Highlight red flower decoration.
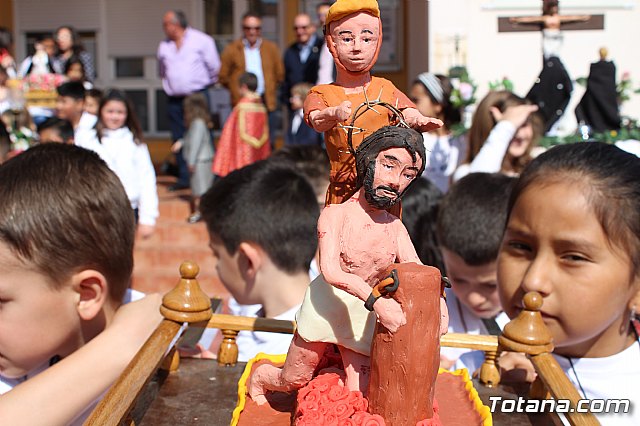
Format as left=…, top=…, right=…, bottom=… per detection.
left=331, top=400, right=355, bottom=420
left=296, top=410, right=324, bottom=425
left=328, top=384, right=350, bottom=402
left=303, top=389, right=323, bottom=404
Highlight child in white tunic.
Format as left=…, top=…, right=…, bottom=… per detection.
left=95, top=89, right=158, bottom=238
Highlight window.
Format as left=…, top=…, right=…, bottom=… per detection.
left=124, top=90, right=148, bottom=132
left=115, top=57, right=144, bottom=78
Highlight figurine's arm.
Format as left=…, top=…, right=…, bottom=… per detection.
left=509, top=16, right=545, bottom=25
left=317, top=205, right=373, bottom=302
left=307, top=101, right=352, bottom=132
left=402, top=108, right=443, bottom=134
left=558, top=14, right=591, bottom=24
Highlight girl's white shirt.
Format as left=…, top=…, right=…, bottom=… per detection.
left=99, top=127, right=159, bottom=226
left=555, top=340, right=640, bottom=426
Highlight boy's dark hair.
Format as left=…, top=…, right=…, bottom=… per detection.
left=201, top=160, right=320, bottom=274
left=37, top=117, right=74, bottom=142
left=510, top=142, right=640, bottom=277
left=437, top=173, right=516, bottom=266
left=86, top=88, right=103, bottom=100
left=57, top=81, right=86, bottom=100
left=239, top=72, right=258, bottom=92
left=0, top=144, right=135, bottom=303
left=269, top=145, right=329, bottom=203
left=402, top=178, right=444, bottom=271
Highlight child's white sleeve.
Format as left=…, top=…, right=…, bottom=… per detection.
left=135, top=143, right=159, bottom=226
left=466, top=120, right=517, bottom=174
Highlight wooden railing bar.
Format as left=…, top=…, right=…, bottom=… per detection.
left=84, top=320, right=183, bottom=426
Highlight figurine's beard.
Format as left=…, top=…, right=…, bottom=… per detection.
left=363, top=164, right=401, bottom=210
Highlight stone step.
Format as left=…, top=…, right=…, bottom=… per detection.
left=131, top=174, right=227, bottom=299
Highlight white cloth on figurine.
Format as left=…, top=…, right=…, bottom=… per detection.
left=296, top=274, right=376, bottom=356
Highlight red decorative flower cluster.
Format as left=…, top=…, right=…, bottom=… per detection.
left=294, top=372, right=385, bottom=426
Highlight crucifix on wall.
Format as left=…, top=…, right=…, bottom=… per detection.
left=499, top=1, right=603, bottom=59
left=499, top=1, right=605, bottom=133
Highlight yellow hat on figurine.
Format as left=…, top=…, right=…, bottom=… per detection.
left=325, top=0, right=380, bottom=27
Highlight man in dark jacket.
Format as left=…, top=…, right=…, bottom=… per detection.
left=281, top=13, right=324, bottom=111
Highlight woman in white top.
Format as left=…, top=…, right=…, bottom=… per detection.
left=95, top=89, right=158, bottom=238
left=409, top=72, right=466, bottom=193
left=453, top=90, right=542, bottom=181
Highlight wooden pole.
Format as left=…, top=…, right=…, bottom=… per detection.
left=368, top=263, right=442, bottom=425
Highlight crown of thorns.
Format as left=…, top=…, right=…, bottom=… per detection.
left=339, top=89, right=410, bottom=156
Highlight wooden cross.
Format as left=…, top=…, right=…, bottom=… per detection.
left=499, top=0, right=604, bottom=33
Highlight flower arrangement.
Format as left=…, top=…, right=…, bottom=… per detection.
left=448, top=66, right=477, bottom=110
left=9, top=126, right=35, bottom=153
left=488, top=76, right=515, bottom=92
left=616, top=71, right=640, bottom=105
left=539, top=117, right=640, bottom=148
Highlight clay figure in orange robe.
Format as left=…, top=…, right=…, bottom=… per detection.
left=303, top=0, right=443, bottom=206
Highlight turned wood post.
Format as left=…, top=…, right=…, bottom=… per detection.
left=368, top=263, right=442, bottom=425
left=499, top=292, right=554, bottom=356
left=159, top=261, right=212, bottom=371
left=218, top=329, right=240, bottom=366
left=479, top=349, right=501, bottom=387
left=499, top=292, right=600, bottom=426
left=161, top=261, right=212, bottom=323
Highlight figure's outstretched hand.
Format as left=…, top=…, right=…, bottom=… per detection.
left=308, top=101, right=353, bottom=132
left=373, top=297, right=406, bottom=333
left=402, top=107, right=443, bottom=133
left=333, top=100, right=353, bottom=122
left=490, top=104, right=538, bottom=130
left=439, top=297, right=449, bottom=336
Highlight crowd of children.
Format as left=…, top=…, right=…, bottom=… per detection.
left=0, top=5, right=638, bottom=424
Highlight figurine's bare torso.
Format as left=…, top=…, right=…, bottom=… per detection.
left=336, top=200, right=399, bottom=285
